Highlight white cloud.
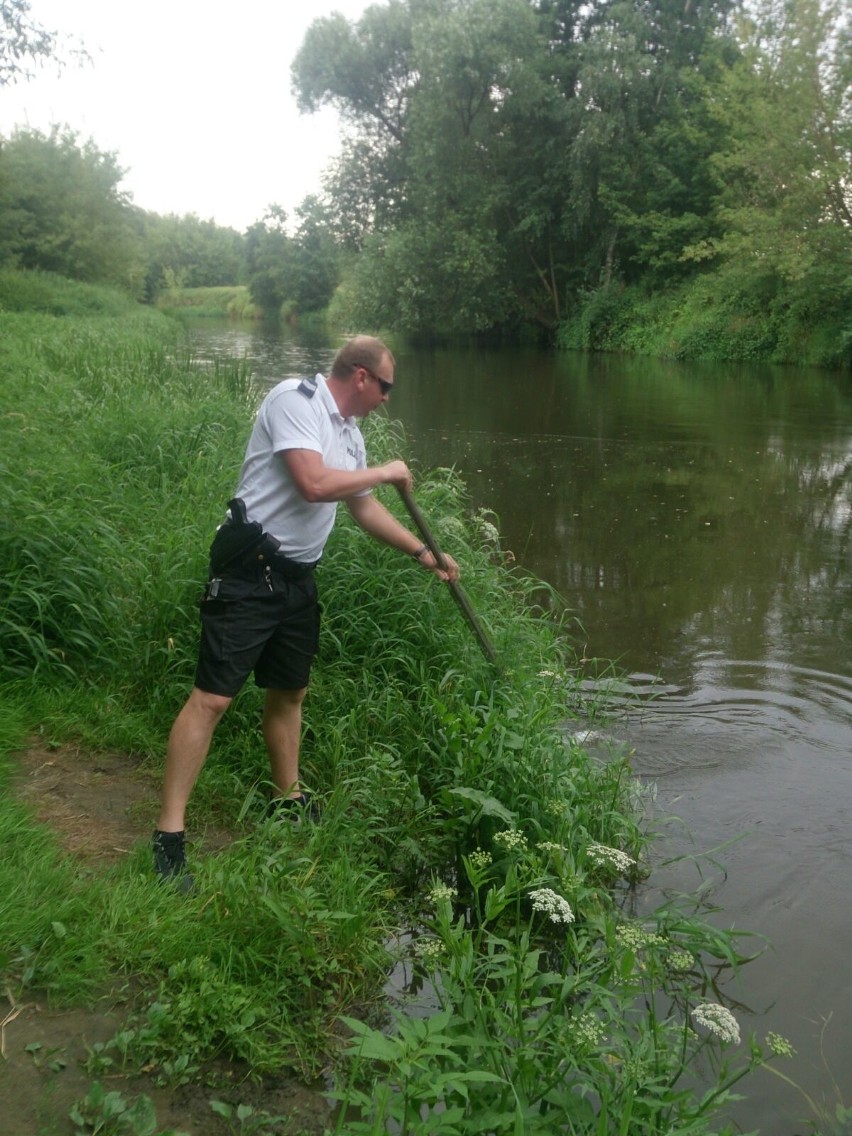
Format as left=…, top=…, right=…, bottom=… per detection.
left=0, top=0, right=370, bottom=231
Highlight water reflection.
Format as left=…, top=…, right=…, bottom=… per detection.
left=186, top=320, right=852, bottom=1134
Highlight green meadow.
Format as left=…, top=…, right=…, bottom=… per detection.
left=1, top=271, right=801, bottom=1134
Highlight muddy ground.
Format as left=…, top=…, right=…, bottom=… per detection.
left=1, top=745, right=334, bottom=1136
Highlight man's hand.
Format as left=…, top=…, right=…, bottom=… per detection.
left=418, top=548, right=460, bottom=583
left=378, top=460, right=413, bottom=493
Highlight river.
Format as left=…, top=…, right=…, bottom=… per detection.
left=185, top=319, right=852, bottom=1136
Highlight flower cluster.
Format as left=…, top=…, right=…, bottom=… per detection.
left=545, top=799, right=571, bottom=818
left=428, top=883, right=457, bottom=904
left=615, top=923, right=666, bottom=952
left=529, top=887, right=575, bottom=925
left=476, top=516, right=501, bottom=546
left=494, top=829, right=528, bottom=853
left=765, top=1031, right=796, bottom=1058
left=587, top=843, right=636, bottom=875
left=538, top=841, right=568, bottom=854
left=691, top=1003, right=741, bottom=1045
left=414, top=938, right=445, bottom=962
left=467, top=848, right=493, bottom=871
left=573, top=1013, right=605, bottom=1048
left=438, top=517, right=467, bottom=541
left=667, top=948, right=694, bottom=973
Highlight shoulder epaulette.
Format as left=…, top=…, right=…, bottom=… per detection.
left=297, top=376, right=318, bottom=399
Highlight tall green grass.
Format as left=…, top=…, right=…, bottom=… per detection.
left=557, top=275, right=852, bottom=370
left=0, top=270, right=795, bottom=1131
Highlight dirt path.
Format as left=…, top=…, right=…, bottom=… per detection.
left=1, top=745, right=332, bottom=1136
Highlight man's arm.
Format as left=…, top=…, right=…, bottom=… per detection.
left=346, top=493, right=460, bottom=582
left=282, top=449, right=412, bottom=502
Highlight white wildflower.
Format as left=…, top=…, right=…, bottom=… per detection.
left=587, top=843, right=636, bottom=874
left=438, top=517, right=467, bottom=540
left=414, top=938, right=444, bottom=962
left=538, top=841, right=568, bottom=854
left=467, top=848, right=493, bottom=871
left=428, top=883, right=457, bottom=904
left=615, top=923, right=666, bottom=951
left=766, top=1032, right=795, bottom=1058
left=494, top=829, right=528, bottom=853
left=477, top=520, right=501, bottom=546
left=545, top=799, right=571, bottom=818
left=622, top=1056, right=651, bottom=1080
left=538, top=669, right=557, bottom=678
left=529, top=887, right=575, bottom=925
left=667, top=948, right=694, bottom=973
left=692, top=1003, right=741, bottom=1045
left=573, top=1013, right=605, bottom=1048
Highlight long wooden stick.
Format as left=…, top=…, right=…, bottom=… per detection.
left=398, top=486, right=499, bottom=666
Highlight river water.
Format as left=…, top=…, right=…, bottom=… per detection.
left=186, top=320, right=852, bottom=1135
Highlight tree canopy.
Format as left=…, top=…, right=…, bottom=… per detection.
left=291, top=0, right=850, bottom=352
left=0, top=0, right=847, bottom=362
left=0, top=126, right=139, bottom=286
left=0, top=0, right=84, bottom=86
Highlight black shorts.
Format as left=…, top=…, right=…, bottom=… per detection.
left=194, top=558, right=320, bottom=697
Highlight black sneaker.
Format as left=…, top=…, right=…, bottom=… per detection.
left=266, top=793, right=320, bottom=825
left=152, top=830, right=194, bottom=893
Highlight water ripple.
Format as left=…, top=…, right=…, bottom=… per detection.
left=581, top=656, right=852, bottom=776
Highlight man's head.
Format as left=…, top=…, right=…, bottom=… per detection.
left=329, top=335, right=395, bottom=417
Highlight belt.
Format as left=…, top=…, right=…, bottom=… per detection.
left=268, top=549, right=318, bottom=581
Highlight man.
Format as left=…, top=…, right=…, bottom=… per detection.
left=152, top=336, right=458, bottom=886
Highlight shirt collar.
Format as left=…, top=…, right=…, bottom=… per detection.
left=315, top=372, right=355, bottom=427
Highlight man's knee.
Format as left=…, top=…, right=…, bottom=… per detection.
left=265, top=686, right=307, bottom=711
left=188, top=686, right=233, bottom=722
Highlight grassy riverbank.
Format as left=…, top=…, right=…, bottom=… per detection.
left=155, top=285, right=260, bottom=320
left=1, top=270, right=801, bottom=1134
left=557, top=276, right=851, bottom=370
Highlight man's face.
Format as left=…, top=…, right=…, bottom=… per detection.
left=356, top=356, right=394, bottom=415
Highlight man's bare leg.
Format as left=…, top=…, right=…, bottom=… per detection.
left=262, top=686, right=307, bottom=800
left=157, top=686, right=232, bottom=832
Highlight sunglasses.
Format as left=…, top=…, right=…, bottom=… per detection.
left=357, top=363, right=394, bottom=396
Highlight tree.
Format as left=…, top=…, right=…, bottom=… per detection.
left=0, top=0, right=83, bottom=86
left=293, top=0, right=846, bottom=345
left=682, top=0, right=852, bottom=321
left=560, top=0, right=740, bottom=288
left=292, top=0, right=417, bottom=236
left=244, top=207, right=296, bottom=315
left=288, top=195, right=341, bottom=313
left=298, top=0, right=566, bottom=332
left=243, top=200, right=342, bottom=317
left=140, top=212, right=245, bottom=299
left=294, top=0, right=742, bottom=335
left=0, top=126, right=140, bottom=287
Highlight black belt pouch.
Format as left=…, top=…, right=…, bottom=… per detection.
left=208, top=497, right=280, bottom=574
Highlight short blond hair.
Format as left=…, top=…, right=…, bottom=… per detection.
left=330, top=336, right=394, bottom=379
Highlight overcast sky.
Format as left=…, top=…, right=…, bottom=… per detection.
left=0, top=0, right=370, bottom=231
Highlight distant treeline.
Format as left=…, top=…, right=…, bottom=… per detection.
left=1, top=0, right=849, bottom=367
